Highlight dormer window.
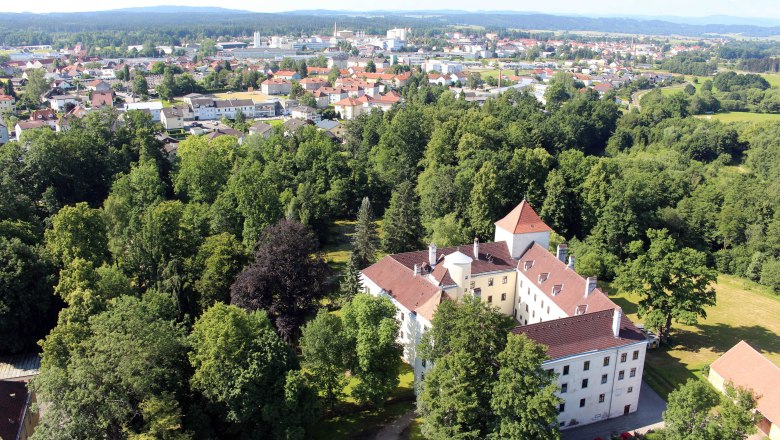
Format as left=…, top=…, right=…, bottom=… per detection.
left=524, top=260, right=534, bottom=271
left=552, top=284, right=563, bottom=296
left=538, top=273, right=549, bottom=283
left=575, top=305, right=587, bottom=316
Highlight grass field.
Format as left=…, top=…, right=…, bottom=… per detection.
left=760, top=73, right=780, bottom=88
left=213, top=90, right=272, bottom=102
left=610, top=274, right=780, bottom=398
left=695, top=112, right=780, bottom=123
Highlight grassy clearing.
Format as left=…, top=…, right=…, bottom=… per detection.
left=311, top=363, right=416, bottom=440
left=760, top=73, right=780, bottom=88
left=695, top=112, right=780, bottom=123
left=610, top=274, right=780, bottom=398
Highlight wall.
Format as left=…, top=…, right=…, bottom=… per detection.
left=468, top=269, right=517, bottom=318
left=514, top=270, right=569, bottom=324
left=494, top=228, right=550, bottom=259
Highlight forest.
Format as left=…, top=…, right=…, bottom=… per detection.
left=2, top=70, right=780, bottom=437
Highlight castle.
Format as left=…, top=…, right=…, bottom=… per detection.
left=360, top=200, right=648, bottom=430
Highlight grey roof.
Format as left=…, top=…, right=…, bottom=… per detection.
left=315, top=119, right=340, bottom=130
left=249, top=121, right=273, bottom=134
left=0, top=354, right=40, bottom=380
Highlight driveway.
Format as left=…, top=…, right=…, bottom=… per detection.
left=562, top=381, right=666, bottom=440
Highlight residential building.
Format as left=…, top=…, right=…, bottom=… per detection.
left=261, top=78, right=292, bottom=96
left=91, top=91, right=114, bottom=109
left=160, top=105, right=193, bottom=130
left=16, top=120, right=51, bottom=139
left=215, top=99, right=255, bottom=119
left=254, top=101, right=280, bottom=117
left=249, top=121, right=274, bottom=138
left=290, top=105, right=319, bottom=122
left=272, top=70, right=301, bottom=81
left=0, top=95, right=15, bottom=113
left=709, top=341, right=780, bottom=440
left=0, top=116, right=9, bottom=144
left=125, top=101, right=163, bottom=121
left=190, top=98, right=218, bottom=121
left=360, top=200, right=648, bottom=431
left=86, top=79, right=111, bottom=92
left=49, top=95, right=79, bottom=112
left=0, top=354, right=41, bottom=439
left=300, top=77, right=327, bottom=91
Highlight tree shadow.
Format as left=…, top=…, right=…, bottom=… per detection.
left=670, top=323, right=780, bottom=358
left=610, top=295, right=639, bottom=316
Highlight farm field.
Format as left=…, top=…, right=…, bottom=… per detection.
left=695, top=112, right=780, bottom=123
left=610, top=274, right=780, bottom=398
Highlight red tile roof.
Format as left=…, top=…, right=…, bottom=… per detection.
left=362, top=256, right=443, bottom=321
left=495, top=200, right=552, bottom=234
left=390, top=241, right=516, bottom=277
left=512, top=309, right=646, bottom=360
left=518, top=243, right=615, bottom=316
left=710, top=340, right=780, bottom=425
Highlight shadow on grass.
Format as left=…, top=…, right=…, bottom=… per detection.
left=670, top=323, right=780, bottom=357
left=643, top=346, right=700, bottom=399
left=611, top=295, right=639, bottom=316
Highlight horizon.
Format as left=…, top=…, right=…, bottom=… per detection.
left=3, top=1, right=780, bottom=21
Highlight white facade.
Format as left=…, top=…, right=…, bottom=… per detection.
left=548, top=342, right=647, bottom=430
left=495, top=227, right=550, bottom=260
left=125, top=101, right=163, bottom=121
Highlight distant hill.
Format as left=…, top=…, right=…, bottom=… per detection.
left=109, top=5, right=252, bottom=14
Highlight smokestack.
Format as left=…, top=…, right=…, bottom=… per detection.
left=556, top=244, right=568, bottom=263
left=584, top=276, right=597, bottom=297
left=567, top=255, right=575, bottom=270
left=429, top=242, right=437, bottom=265
left=414, top=264, right=419, bottom=276
left=473, top=237, right=480, bottom=259
left=612, top=307, right=622, bottom=338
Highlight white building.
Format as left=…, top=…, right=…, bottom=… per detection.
left=125, top=101, right=163, bottom=121
left=360, top=200, right=648, bottom=431
left=49, top=95, right=79, bottom=112
left=387, top=28, right=409, bottom=41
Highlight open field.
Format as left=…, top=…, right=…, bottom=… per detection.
left=212, top=90, right=272, bottom=102
left=695, top=112, right=780, bottom=123
left=610, top=274, right=780, bottom=398
left=760, top=73, right=780, bottom=88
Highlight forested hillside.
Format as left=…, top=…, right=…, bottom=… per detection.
left=2, top=73, right=779, bottom=437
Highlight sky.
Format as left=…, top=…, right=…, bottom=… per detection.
left=3, top=0, right=780, bottom=19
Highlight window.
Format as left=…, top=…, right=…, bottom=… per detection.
left=562, top=365, right=569, bottom=376
left=400, top=313, right=405, bottom=321
left=561, top=383, right=568, bottom=393
left=630, top=368, right=637, bottom=378
left=618, top=370, right=625, bottom=380
left=547, top=306, right=550, bottom=314
left=469, top=281, right=475, bottom=289
left=559, top=403, right=565, bottom=413
left=502, top=276, right=508, bottom=284
left=560, top=421, right=565, bottom=427
left=582, top=378, right=588, bottom=389
left=603, top=356, right=610, bottom=366
left=621, top=353, right=627, bottom=363
left=599, top=393, right=605, bottom=403
left=533, top=293, right=536, bottom=301
left=541, top=300, right=544, bottom=309
left=628, top=386, right=634, bottom=393
left=421, top=373, right=425, bottom=381
left=601, top=374, right=608, bottom=384
left=584, top=361, right=590, bottom=371
left=579, top=398, right=586, bottom=407
left=501, top=293, right=506, bottom=301
left=525, top=304, right=528, bottom=312
left=633, top=350, right=639, bottom=360
left=421, top=359, right=426, bottom=368
left=532, top=310, right=535, bottom=318
left=487, top=295, right=493, bottom=303
left=488, top=278, right=494, bottom=286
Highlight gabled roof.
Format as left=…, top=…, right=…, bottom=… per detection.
left=518, top=243, right=615, bottom=316
left=512, top=309, right=646, bottom=361
left=495, top=199, right=552, bottom=234
left=710, top=340, right=780, bottom=424
left=362, top=256, right=443, bottom=321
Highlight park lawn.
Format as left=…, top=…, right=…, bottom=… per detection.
left=695, top=112, right=780, bottom=123
left=310, top=363, right=415, bottom=440
left=610, top=274, right=780, bottom=398
left=160, top=99, right=184, bottom=108
left=760, top=73, right=780, bottom=88
left=268, top=119, right=284, bottom=127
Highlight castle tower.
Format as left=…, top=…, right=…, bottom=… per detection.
left=494, top=200, right=552, bottom=259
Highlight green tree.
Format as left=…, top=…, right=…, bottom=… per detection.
left=133, top=75, right=149, bottom=98
left=193, top=233, right=246, bottom=312
left=418, top=296, right=515, bottom=439
left=616, top=229, right=717, bottom=343
left=188, top=303, right=315, bottom=439
left=469, top=161, right=502, bottom=241
left=341, top=293, right=403, bottom=405
left=45, top=202, right=109, bottom=267
left=382, top=181, right=424, bottom=254
left=338, top=253, right=363, bottom=305
left=300, top=310, right=349, bottom=409
left=174, top=135, right=237, bottom=204
left=365, top=60, right=376, bottom=73
left=489, top=334, right=560, bottom=440
left=158, top=67, right=176, bottom=102
left=22, top=68, right=49, bottom=107
left=352, top=197, right=378, bottom=269
left=33, top=296, right=188, bottom=439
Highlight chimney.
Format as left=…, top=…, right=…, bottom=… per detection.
left=473, top=237, right=480, bottom=259
left=612, top=307, right=622, bottom=338
left=556, top=244, right=568, bottom=263
left=428, top=242, right=437, bottom=265
left=584, top=276, right=597, bottom=297
left=567, top=255, right=575, bottom=270
left=414, top=264, right=419, bottom=276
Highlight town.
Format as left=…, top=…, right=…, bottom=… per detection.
left=1, top=5, right=780, bottom=440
